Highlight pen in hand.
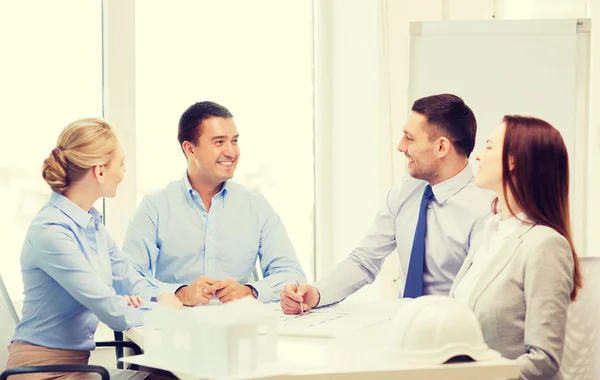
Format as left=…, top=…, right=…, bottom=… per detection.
left=296, top=281, right=304, bottom=315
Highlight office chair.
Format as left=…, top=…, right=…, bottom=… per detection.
left=561, top=256, right=600, bottom=380
left=108, top=331, right=141, bottom=370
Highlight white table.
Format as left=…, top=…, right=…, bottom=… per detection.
left=125, top=301, right=520, bottom=380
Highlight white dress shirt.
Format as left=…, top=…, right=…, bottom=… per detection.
left=313, top=164, right=495, bottom=307
left=453, top=212, right=531, bottom=303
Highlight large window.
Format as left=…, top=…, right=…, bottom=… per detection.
left=1, top=1, right=316, bottom=301
left=135, top=1, right=316, bottom=279
left=0, top=1, right=102, bottom=300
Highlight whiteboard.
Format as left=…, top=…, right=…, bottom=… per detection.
left=408, top=18, right=591, bottom=254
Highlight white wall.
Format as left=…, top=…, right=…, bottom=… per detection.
left=501, top=0, right=599, bottom=256
left=102, top=0, right=137, bottom=248
left=313, top=0, right=392, bottom=302
left=587, top=0, right=600, bottom=257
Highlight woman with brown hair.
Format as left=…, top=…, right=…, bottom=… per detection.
left=6, top=118, right=181, bottom=379
left=450, top=115, right=581, bottom=380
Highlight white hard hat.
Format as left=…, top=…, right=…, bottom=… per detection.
left=385, top=295, right=500, bottom=365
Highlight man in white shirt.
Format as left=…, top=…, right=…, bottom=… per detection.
left=280, top=93, right=494, bottom=313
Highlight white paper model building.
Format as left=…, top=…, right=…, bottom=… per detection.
left=143, top=297, right=278, bottom=377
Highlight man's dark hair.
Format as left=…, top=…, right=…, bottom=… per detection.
left=411, top=94, right=477, bottom=157
left=177, top=101, right=233, bottom=147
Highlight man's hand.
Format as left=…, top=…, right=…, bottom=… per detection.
left=213, top=279, right=254, bottom=303
left=122, top=295, right=144, bottom=308
left=157, top=292, right=183, bottom=309
left=280, top=283, right=320, bottom=315
left=175, top=276, right=218, bottom=306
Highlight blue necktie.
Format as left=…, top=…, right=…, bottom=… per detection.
left=403, top=184, right=434, bottom=298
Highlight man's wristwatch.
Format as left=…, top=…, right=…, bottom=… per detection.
left=248, top=285, right=258, bottom=299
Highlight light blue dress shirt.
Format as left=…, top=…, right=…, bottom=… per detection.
left=313, top=164, right=495, bottom=306
left=122, top=173, right=306, bottom=303
left=12, top=192, right=159, bottom=352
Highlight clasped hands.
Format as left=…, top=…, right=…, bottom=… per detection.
left=120, top=276, right=253, bottom=308
left=175, top=276, right=256, bottom=306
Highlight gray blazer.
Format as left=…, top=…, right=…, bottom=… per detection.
left=449, top=223, right=574, bottom=380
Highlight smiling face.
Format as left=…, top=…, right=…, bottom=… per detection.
left=397, top=111, right=440, bottom=182
left=475, top=122, right=505, bottom=193
left=186, top=116, right=239, bottom=186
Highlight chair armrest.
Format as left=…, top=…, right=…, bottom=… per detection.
left=1, top=365, right=109, bottom=380
left=96, top=340, right=143, bottom=356
left=100, top=331, right=140, bottom=370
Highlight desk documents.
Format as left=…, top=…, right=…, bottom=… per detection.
left=273, top=301, right=398, bottom=338
left=142, top=298, right=396, bottom=338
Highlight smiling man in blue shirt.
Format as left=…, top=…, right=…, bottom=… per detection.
left=123, top=101, right=306, bottom=305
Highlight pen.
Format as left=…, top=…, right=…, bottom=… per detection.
left=296, top=281, right=304, bottom=315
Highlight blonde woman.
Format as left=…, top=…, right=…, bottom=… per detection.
left=6, top=118, right=181, bottom=379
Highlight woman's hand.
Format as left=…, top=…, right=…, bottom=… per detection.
left=158, top=292, right=184, bottom=309
left=122, top=295, right=144, bottom=308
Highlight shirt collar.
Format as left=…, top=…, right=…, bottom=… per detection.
left=490, top=212, right=532, bottom=238
left=181, top=171, right=229, bottom=206
left=430, top=164, right=475, bottom=204
left=49, top=192, right=102, bottom=230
